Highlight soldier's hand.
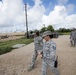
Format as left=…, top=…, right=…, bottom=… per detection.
left=40, top=54, right=43, bottom=58
left=38, top=52, right=41, bottom=55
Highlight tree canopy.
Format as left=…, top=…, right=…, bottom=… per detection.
left=47, top=25, right=54, bottom=32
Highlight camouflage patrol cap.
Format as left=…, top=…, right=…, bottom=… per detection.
left=42, top=31, right=52, bottom=38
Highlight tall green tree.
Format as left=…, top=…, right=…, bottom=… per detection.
left=47, top=25, right=54, bottom=32
left=40, top=27, right=47, bottom=33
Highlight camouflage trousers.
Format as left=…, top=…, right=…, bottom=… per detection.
left=70, top=38, right=76, bottom=46
left=74, top=38, right=76, bottom=46
left=42, top=58, right=59, bottom=75
left=31, top=50, right=38, bottom=67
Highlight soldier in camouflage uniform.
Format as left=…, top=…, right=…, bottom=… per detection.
left=70, top=29, right=76, bottom=46
left=28, top=32, right=43, bottom=71
left=41, top=31, right=59, bottom=75
left=73, top=29, right=76, bottom=46
left=70, top=30, right=74, bottom=46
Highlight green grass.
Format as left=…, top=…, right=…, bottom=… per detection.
left=0, top=37, right=33, bottom=55
left=59, top=32, right=70, bottom=35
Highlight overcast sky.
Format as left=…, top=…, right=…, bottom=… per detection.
left=0, top=0, right=76, bottom=33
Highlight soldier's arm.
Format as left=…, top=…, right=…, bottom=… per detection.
left=38, top=37, right=43, bottom=46
left=70, top=32, right=72, bottom=39
left=37, top=37, right=43, bottom=52
left=38, top=37, right=44, bottom=57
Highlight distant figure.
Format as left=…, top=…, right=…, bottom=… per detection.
left=74, top=29, right=76, bottom=46
left=41, top=31, right=59, bottom=75
left=27, top=31, right=43, bottom=71
left=70, top=29, right=76, bottom=46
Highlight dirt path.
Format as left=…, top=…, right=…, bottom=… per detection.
left=0, top=35, right=76, bottom=75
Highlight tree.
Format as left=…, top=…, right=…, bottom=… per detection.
left=57, top=28, right=71, bottom=32
left=29, top=30, right=33, bottom=34
left=40, top=27, right=47, bottom=33
left=33, top=29, right=39, bottom=33
left=47, top=25, right=54, bottom=32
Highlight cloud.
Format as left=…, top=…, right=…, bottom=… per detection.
left=66, top=4, right=75, bottom=14
left=57, top=0, right=68, bottom=5
left=0, top=0, right=25, bottom=33
left=27, top=0, right=45, bottom=30
left=42, top=5, right=76, bottom=29
left=0, top=0, right=76, bottom=33
left=0, top=0, right=45, bottom=33
left=42, top=6, right=67, bottom=28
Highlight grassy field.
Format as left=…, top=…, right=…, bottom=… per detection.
left=59, top=32, right=70, bottom=35
left=0, top=37, right=33, bottom=55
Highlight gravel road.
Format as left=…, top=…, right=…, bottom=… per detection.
left=0, top=35, right=76, bottom=75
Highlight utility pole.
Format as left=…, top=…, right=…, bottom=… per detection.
left=43, top=24, right=45, bottom=27
left=25, top=3, right=29, bottom=38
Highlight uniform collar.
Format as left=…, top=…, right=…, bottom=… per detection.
left=46, top=39, right=52, bottom=43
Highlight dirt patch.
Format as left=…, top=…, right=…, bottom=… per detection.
left=0, top=35, right=76, bottom=75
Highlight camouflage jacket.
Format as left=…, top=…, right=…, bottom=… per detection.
left=42, top=39, right=56, bottom=60
left=34, top=36, right=43, bottom=52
